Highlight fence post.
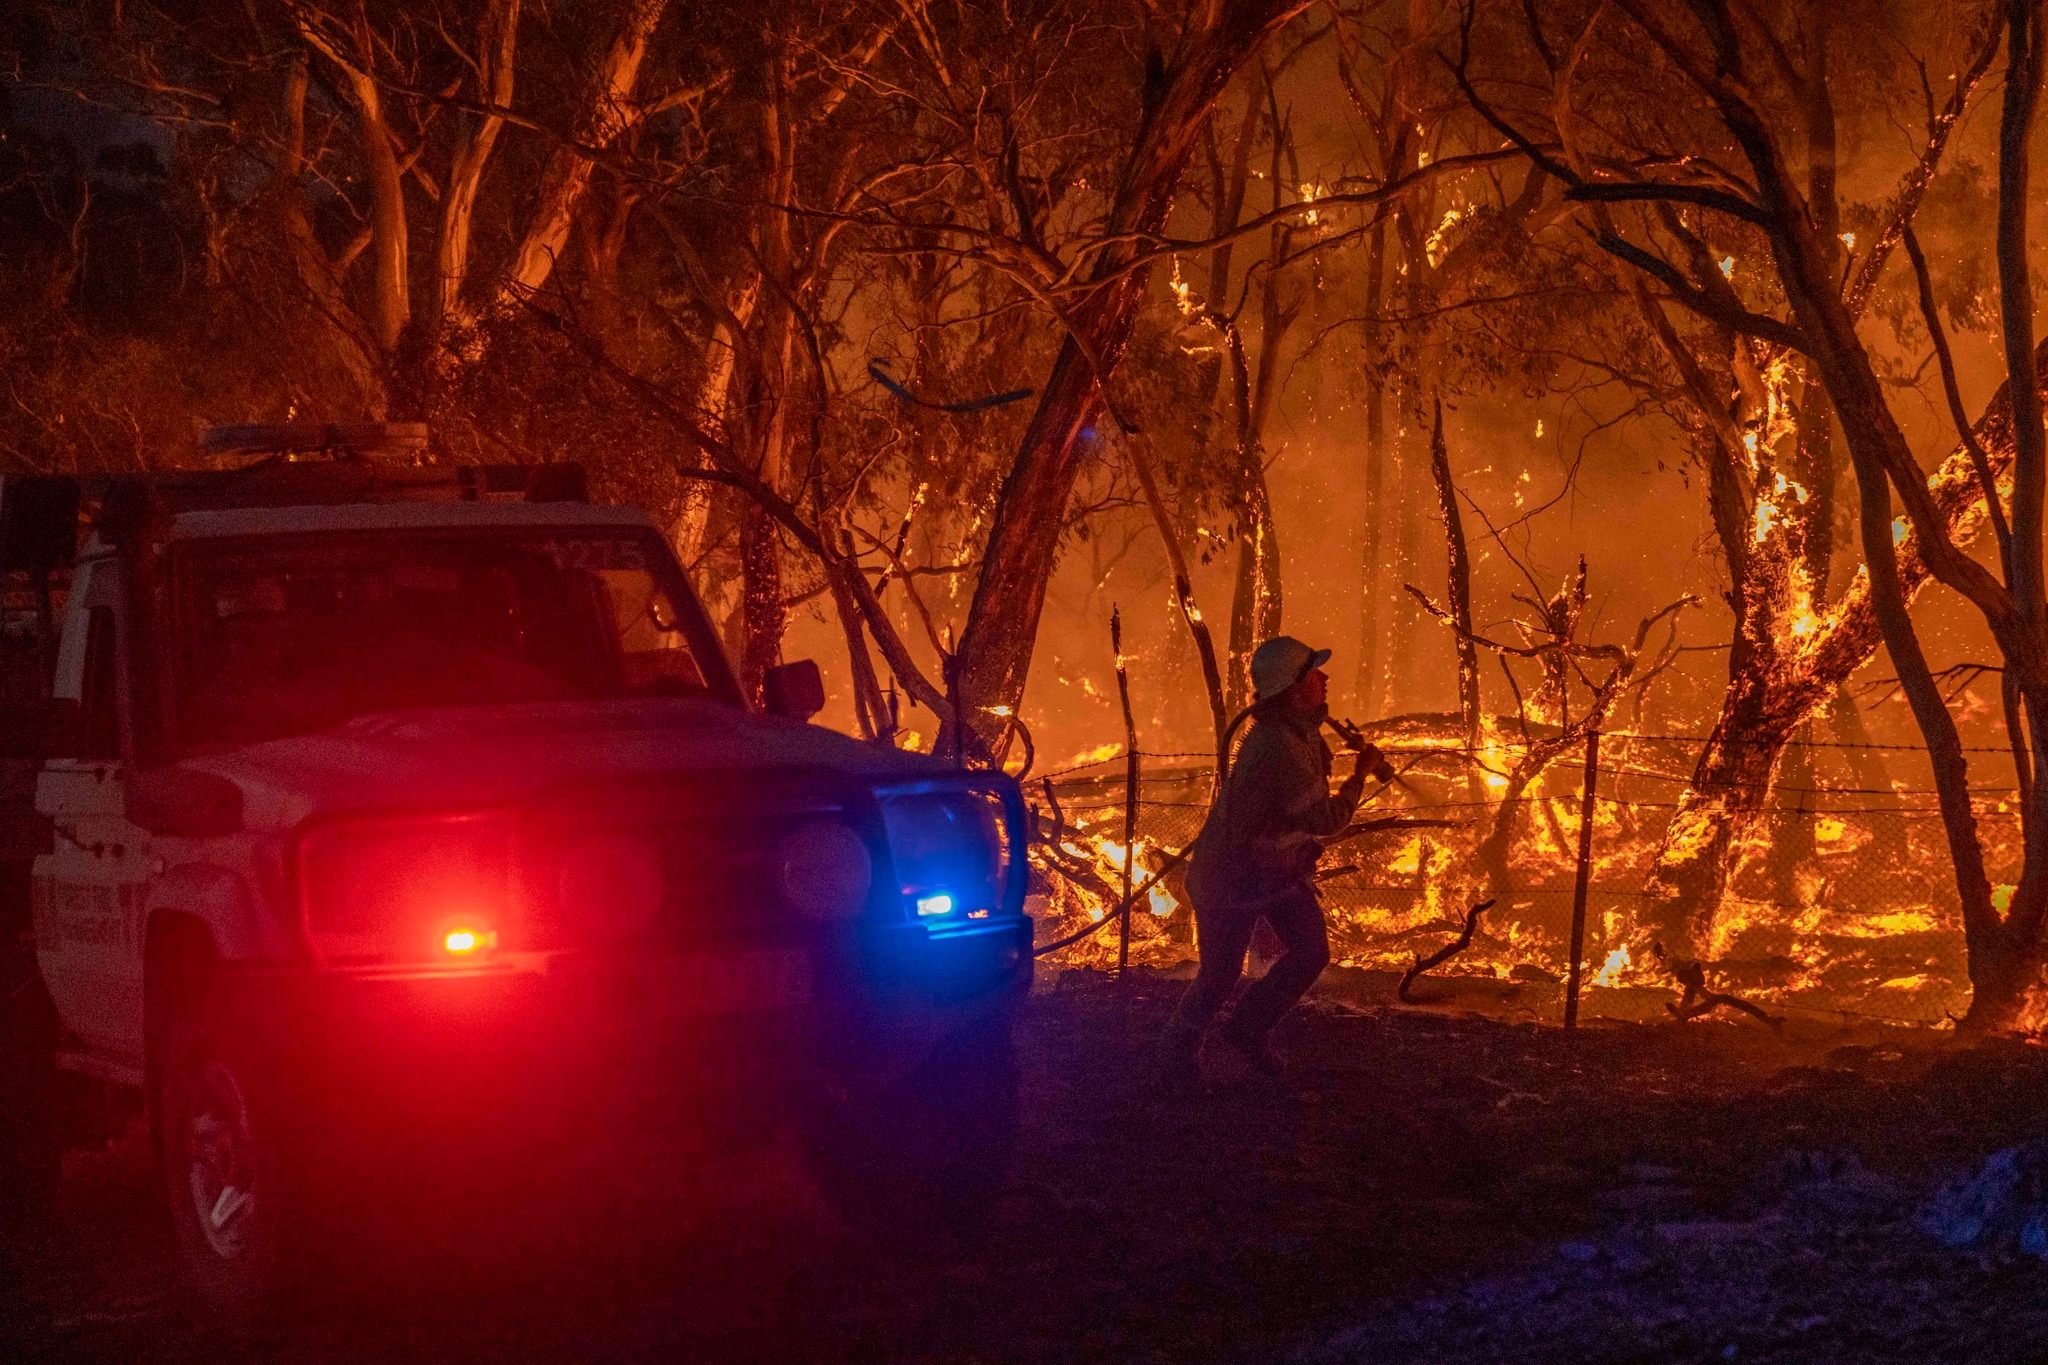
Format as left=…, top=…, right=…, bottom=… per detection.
left=1112, top=607, right=1139, bottom=979
left=1564, top=728, right=1602, bottom=1030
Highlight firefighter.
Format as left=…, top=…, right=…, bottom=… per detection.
left=1156, top=635, right=1393, bottom=1088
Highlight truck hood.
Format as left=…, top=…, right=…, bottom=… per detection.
left=181, top=698, right=951, bottom=829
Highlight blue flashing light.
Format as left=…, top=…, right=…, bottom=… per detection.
left=915, top=892, right=956, bottom=918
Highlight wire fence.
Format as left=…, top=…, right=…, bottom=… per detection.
left=1028, top=740, right=2009, bottom=1024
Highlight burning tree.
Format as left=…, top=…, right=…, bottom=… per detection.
left=17, top=0, right=2048, bottom=1022
left=1459, top=0, right=2048, bottom=1024
left=1408, top=553, right=1692, bottom=900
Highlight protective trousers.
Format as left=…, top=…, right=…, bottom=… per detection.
left=1162, top=885, right=1330, bottom=1052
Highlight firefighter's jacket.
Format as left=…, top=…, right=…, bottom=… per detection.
left=1185, top=706, right=1366, bottom=913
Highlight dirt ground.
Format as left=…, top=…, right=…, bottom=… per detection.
left=6, top=966, right=2048, bottom=1364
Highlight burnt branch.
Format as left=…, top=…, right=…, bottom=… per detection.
left=1032, top=847, right=1192, bottom=959
left=1662, top=956, right=1785, bottom=1031
left=1398, top=899, right=1497, bottom=1003
left=1565, top=180, right=1772, bottom=227
left=1905, top=223, right=2012, bottom=559
left=1590, top=231, right=1810, bottom=353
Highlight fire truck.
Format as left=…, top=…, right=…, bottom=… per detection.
left=0, top=426, right=1030, bottom=1317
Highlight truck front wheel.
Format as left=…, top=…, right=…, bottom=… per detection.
left=0, top=961, right=62, bottom=1219
left=157, top=998, right=298, bottom=1323
left=803, top=1014, right=1020, bottom=1241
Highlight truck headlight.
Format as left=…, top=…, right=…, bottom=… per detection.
left=776, top=819, right=873, bottom=919
left=296, top=810, right=516, bottom=965
left=879, top=789, right=1011, bottom=921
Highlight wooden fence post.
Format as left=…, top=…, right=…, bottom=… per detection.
left=1112, top=607, right=1139, bottom=978
left=1564, top=729, right=1602, bottom=1030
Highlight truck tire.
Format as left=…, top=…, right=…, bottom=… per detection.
left=156, top=992, right=300, bottom=1324
left=0, top=961, right=62, bottom=1220
left=804, top=1013, right=1019, bottom=1241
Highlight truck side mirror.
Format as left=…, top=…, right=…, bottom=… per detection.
left=0, top=697, right=83, bottom=760
left=762, top=660, right=826, bottom=721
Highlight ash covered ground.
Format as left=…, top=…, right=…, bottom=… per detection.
left=6, top=968, right=2048, bottom=1364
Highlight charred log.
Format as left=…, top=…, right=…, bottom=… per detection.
left=1397, top=899, right=1496, bottom=1004
left=1662, top=955, right=1785, bottom=1032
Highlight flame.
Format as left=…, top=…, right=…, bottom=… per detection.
left=1298, top=181, right=1325, bottom=225
left=1427, top=207, right=1466, bottom=267
left=1169, top=258, right=1199, bottom=316
left=1785, top=563, right=1823, bottom=641
left=1030, top=691, right=1983, bottom=1015
left=1761, top=357, right=1800, bottom=447
left=1835, top=909, right=1939, bottom=937
left=1083, top=835, right=1179, bottom=917
left=1037, top=813, right=1187, bottom=962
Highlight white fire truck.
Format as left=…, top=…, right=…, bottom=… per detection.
left=0, top=426, right=1030, bottom=1317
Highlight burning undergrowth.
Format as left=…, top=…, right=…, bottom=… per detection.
left=1025, top=719, right=2013, bottom=1025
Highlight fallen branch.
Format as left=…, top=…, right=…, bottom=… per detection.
left=1325, top=815, right=1465, bottom=846
left=1397, top=899, right=1496, bottom=1003
left=1032, top=778, right=1129, bottom=906
left=1661, top=954, right=1785, bottom=1031
left=1032, top=847, right=1190, bottom=958
left=1040, top=850, right=1122, bottom=910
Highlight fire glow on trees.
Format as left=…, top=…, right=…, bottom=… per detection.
left=7, top=0, right=2048, bottom=1024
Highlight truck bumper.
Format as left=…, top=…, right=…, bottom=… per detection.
left=210, top=915, right=1032, bottom=1143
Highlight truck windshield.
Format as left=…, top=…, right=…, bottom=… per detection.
left=169, top=528, right=737, bottom=750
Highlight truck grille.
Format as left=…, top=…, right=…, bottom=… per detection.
left=506, top=771, right=1024, bottom=952
left=511, top=774, right=882, bottom=950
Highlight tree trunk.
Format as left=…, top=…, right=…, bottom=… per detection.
left=1127, top=438, right=1229, bottom=767
left=1227, top=461, right=1283, bottom=713
left=1386, top=417, right=1425, bottom=713
left=1428, top=398, right=1482, bottom=779
left=1645, top=332, right=2048, bottom=956
left=293, top=24, right=410, bottom=358
left=1967, top=0, right=2048, bottom=1024
left=950, top=0, right=1312, bottom=747
left=824, top=540, right=887, bottom=741
left=432, top=0, right=518, bottom=338
left=491, top=0, right=669, bottom=320
left=1355, top=222, right=1390, bottom=714
left=265, top=54, right=386, bottom=412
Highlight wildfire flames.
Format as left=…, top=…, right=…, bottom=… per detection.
left=1034, top=732, right=1985, bottom=1025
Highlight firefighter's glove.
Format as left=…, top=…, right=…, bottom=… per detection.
left=1355, top=741, right=1396, bottom=784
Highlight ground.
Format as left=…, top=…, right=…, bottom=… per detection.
left=5, top=967, right=2048, bottom=1364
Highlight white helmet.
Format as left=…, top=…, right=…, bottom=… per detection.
left=1250, top=635, right=1331, bottom=701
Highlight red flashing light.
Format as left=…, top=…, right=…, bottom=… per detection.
left=442, top=926, right=497, bottom=956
